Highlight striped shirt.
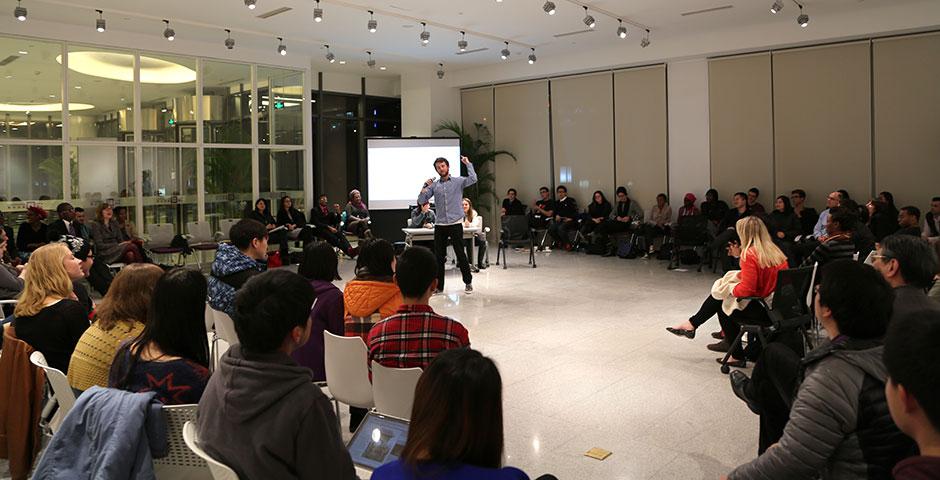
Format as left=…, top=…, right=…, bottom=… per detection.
left=367, top=304, right=470, bottom=371
left=802, top=236, right=856, bottom=267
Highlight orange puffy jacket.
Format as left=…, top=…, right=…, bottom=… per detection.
left=343, top=279, right=402, bottom=344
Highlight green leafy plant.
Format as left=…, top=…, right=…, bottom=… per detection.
left=433, top=121, right=515, bottom=219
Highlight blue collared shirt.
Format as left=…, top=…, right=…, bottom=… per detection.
left=417, top=162, right=477, bottom=225
left=813, top=208, right=831, bottom=238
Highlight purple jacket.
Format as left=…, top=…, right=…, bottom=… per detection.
left=291, top=279, right=344, bottom=381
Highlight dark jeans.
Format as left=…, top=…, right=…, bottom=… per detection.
left=464, top=237, right=486, bottom=267
left=580, top=219, right=604, bottom=241
left=434, top=223, right=472, bottom=289
left=749, top=342, right=802, bottom=453
left=316, top=228, right=352, bottom=253
left=642, top=224, right=670, bottom=250
left=595, top=220, right=633, bottom=251
left=548, top=219, right=578, bottom=246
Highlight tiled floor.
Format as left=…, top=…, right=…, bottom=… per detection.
left=336, top=248, right=759, bottom=480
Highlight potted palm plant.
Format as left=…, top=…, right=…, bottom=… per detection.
left=433, top=121, right=515, bottom=220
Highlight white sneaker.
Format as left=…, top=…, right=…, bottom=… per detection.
left=543, top=246, right=552, bottom=253
left=465, top=284, right=473, bottom=294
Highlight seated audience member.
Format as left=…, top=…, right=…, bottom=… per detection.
left=502, top=188, right=526, bottom=216
left=113, top=206, right=141, bottom=243
left=72, top=207, right=90, bottom=239
left=368, top=246, right=470, bottom=371
left=581, top=190, right=612, bottom=249
left=208, top=219, right=268, bottom=315
left=843, top=199, right=876, bottom=258
left=747, top=187, right=766, bottom=214
left=801, top=207, right=857, bottom=267
left=291, top=242, right=344, bottom=382
left=667, top=217, right=788, bottom=366
left=57, top=236, right=95, bottom=314
left=276, top=195, right=315, bottom=246
left=410, top=201, right=436, bottom=228
left=924, top=196, right=940, bottom=242
left=897, top=206, right=923, bottom=237
left=310, top=194, right=357, bottom=257
left=547, top=185, right=578, bottom=250
left=0, top=211, right=17, bottom=260
left=596, top=186, right=643, bottom=256
left=16, top=206, right=49, bottom=261
left=67, top=264, right=163, bottom=392
left=0, top=228, right=24, bottom=300
left=109, top=268, right=210, bottom=405
left=677, top=193, right=700, bottom=218
left=879, top=190, right=900, bottom=220
left=46, top=202, right=81, bottom=242
left=884, top=311, right=940, bottom=480
left=462, top=198, right=487, bottom=270
left=529, top=186, right=555, bottom=232
left=247, top=197, right=290, bottom=264
left=701, top=188, right=729, bottom=234
left=372, top=348, right=535, bottom=480
left=724, top=260, right=913, bottom=480
left=344, top=189, right=373, bottom=239
left=343, top=238, right=402, bottom=430
left=811, top=191, right=843, bottom=240
left=866, top=199, right=900, bottom=242
left=642, top=193, right=672, bottom=256
left=711, top=192, right=750, bottom=254
left=789, top=189, right=818, bottom=238
left=11, top=243, right=89, bottom=372
left=90, top=204, right=144, bottom=265
left=768, top=195, right=800, bottom=264
left=736, top=233, right=940, bottom=453
left=870, top=234, right=940, bottom=316
left=60, top=233, right=112, bottom=296
left=198, top=269, right=355, bottom=480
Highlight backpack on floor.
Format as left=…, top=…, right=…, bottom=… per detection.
left=616, top=237, right=634, bottom=259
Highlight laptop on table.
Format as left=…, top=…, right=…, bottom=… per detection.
left=347, top=411, right=410, bottom=479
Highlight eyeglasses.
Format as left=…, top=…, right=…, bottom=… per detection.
left=869, top=254, right=893, bottom=262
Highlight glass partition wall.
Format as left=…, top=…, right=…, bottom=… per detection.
left=0, top=34, right=308, bottom=239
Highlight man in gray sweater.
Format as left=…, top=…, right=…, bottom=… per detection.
left=724, top=260, right=914, bottom=480
left=197, top=269, right=356, bottom=480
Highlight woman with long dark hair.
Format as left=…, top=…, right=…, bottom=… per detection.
left=108, top=268, right=210, bottom=404
left=248, top=198, right=290, bottom=264
left=276, top=195, right=315, bottom=247
left=866, top=199, right=899, bottom=242
left=373, top=348, right=552, bottom=480
left=581, top=190, right=612, bottom=250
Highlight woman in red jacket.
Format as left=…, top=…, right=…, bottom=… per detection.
left=667, top=216, right=788, bottom=367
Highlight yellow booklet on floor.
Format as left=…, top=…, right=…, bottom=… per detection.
left=584, top=447, right=612, bottom=461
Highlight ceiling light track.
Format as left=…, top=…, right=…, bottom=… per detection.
left=558, top=0, right=650, bottom=31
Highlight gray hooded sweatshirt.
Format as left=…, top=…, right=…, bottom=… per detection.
left=196, top=345, right=357, bottom=480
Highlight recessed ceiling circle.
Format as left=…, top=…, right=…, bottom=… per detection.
left=56, top=51, right=196, bottom=84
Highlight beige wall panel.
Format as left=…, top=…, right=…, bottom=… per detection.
left=494, top=81, right=551, bottom=220
left=773, top=42, right=872, bottom=208
left=708, top=53, right=774, bottom=206
left=460, top=88, right=494, bottom=135
left=614, top=65, right=668, bottom=214
left=873, top=32, right=940, bottom=209
left=550, top=73, right=615, bottom=209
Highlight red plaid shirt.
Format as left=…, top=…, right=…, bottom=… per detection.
left=367, top=304, right=470, bottom=371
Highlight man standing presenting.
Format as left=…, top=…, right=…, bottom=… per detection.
left=418, top=155, right=476, bottom=294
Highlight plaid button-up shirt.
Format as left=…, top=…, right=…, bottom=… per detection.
left=367, top=304, right=470, bottom=371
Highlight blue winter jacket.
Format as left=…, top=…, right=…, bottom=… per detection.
left=208, top=243, right=266, bottom=315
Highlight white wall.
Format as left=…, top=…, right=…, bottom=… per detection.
left=666, top=59, right=711, bottom=208
left=400, top=67, right=458, bottom=137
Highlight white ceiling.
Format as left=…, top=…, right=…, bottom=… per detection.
left=4, top=0, right=934, bottom=76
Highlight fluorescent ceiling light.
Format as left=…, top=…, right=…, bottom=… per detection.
left=56, top=52, right=196, bottom=84
left=0, top=103, right=95, bottom=112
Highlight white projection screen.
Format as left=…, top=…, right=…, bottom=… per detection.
left=366, top=138, right=461, bottom=210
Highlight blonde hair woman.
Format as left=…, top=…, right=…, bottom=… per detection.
left=12, top=243, right=90, bottom=372
left=67, top=263, right=164, bottom=391
left=462, top=198, right=487, bottom=270
left=667, top=216, right=789, bottom=367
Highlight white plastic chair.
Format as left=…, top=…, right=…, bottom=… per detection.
left=182, top=421, right=240, bottom=480
left=216, top=219, right=239, bottom=243
left=186, top=221, right=219, bottom=270
left=28, top=351, right=76, bottom=433
left=324, top=332, right=374, bottom=429
left=371, top=361, right=422, bottom=420
left=146, top=223, right=185, bottom=266
left=153, top=404, right=213, bottom=480
left=212, top=309, right=238, bottom=346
